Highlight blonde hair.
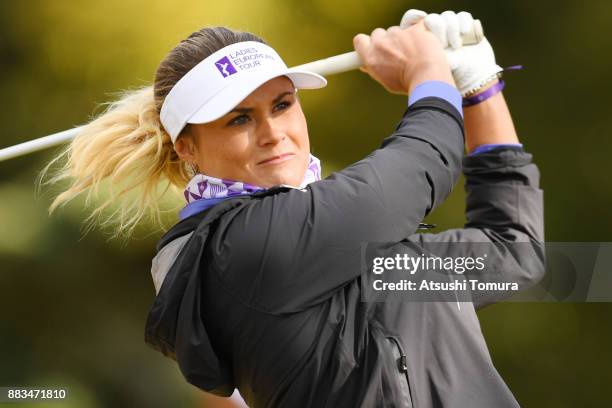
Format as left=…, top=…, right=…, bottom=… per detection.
left=39, top=27, right=266, bottom=240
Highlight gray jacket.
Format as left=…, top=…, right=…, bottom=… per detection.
left=145, top=97, right=545, bottom=408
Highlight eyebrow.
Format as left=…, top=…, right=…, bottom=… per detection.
left=229, top=91, right=295, bottom=114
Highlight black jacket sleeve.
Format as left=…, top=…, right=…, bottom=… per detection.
left=407, top=146, right=546, bottom=309
left=205, top=97, right=465, bottom=314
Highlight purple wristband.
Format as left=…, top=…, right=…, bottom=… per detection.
left=469, top=143, right=523, bottom=156
left=462, top=79, right=506, bottom=107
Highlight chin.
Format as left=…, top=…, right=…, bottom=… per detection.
left=254, top=156, right=308, bottom=188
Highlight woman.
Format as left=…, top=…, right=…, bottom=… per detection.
left=44, top=9, right=544, bottom=408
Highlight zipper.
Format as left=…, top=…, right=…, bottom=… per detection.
left=387, top=336, right=414, bottom=408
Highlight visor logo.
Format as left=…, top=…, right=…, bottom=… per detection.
left=215, top=56, right=237, bottom=78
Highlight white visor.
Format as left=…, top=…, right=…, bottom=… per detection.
left=160, top=41, right=327, bottom=142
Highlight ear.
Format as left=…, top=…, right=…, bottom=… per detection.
left=173, top=134, right=197, bottom=163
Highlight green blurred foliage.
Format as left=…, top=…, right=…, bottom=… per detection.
left=1, top=0, right=611, bottom=406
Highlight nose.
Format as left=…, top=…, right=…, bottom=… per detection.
left=256, top=117, right=286, bottom=147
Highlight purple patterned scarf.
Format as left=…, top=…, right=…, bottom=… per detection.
left=179, top=153, right=322, bottom=219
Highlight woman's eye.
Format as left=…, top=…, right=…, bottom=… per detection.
left=273, top=101, right=291, bottom=112
left=226, top=101, right=291, bottom=126
left=228, top=114, right=250, bottom=126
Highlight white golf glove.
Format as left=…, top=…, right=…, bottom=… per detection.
left=400, top=9, right=503, bottom=97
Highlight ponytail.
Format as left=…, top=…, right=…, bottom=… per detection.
left=38, top=86, right=191, bottom=240
left=38, top=26, right=267, bottom=240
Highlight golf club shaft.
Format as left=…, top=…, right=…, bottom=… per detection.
left=0, top=127, right=82, bottom=162
left=0, top=20, right=483, bottom=162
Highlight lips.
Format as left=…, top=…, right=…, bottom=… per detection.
left=257, top=153, right=295, bottom=165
